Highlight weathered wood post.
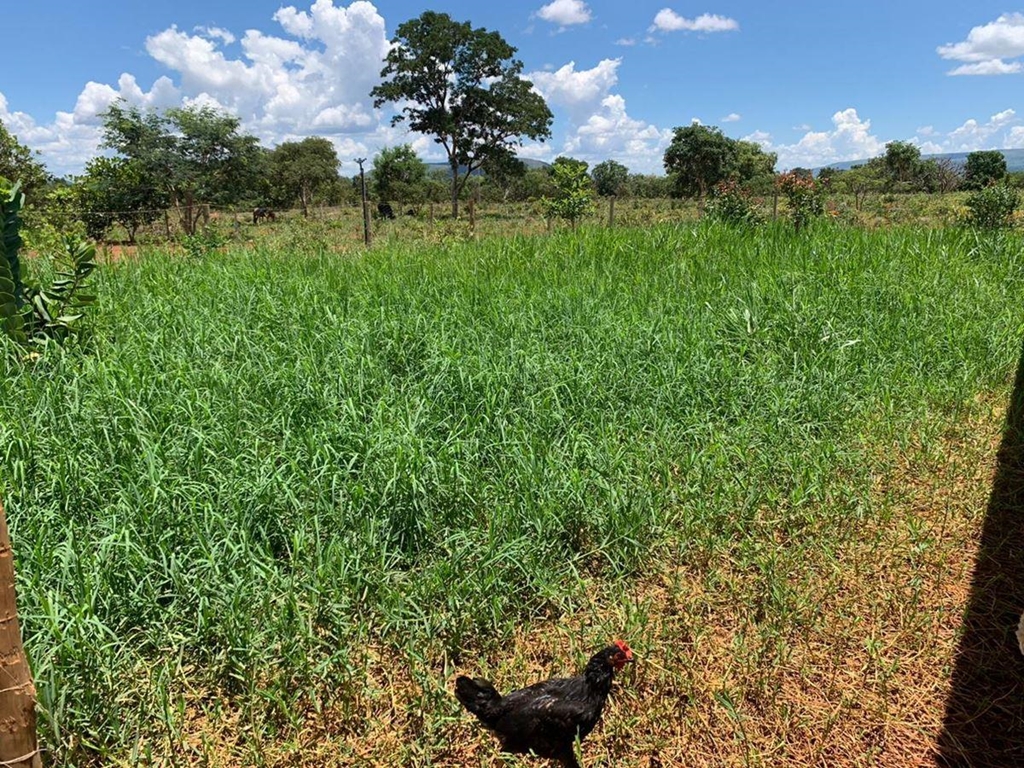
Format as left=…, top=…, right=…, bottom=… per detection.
left=608, top=195, right=616, bottom=228
left=356, top=157, right=371, bottom=247
left=0, top=498, right=41, bottom=768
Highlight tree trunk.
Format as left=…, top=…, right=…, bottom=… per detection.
left=0, top=499, right=41, bottom=768
left=301, top=186, right=310, bottom=218
left=450, top=159, right=460, bottom=219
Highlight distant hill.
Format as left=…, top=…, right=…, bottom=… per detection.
left=819, top=148, right=1024, bottom=174
left=425, top=158, right=551, bottom=176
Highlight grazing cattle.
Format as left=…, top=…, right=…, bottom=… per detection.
left=253, top=207, right=276, bottom=224
left=377, top=202, right=395, bottom=220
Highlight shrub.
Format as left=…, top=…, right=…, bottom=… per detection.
left=776, top=172, right=825, bottom=232
left=1, top=178, right=97, bottom=348
left=963, top=183, right=1019, bottom=230
left=705, top=180, right=762, bottom=225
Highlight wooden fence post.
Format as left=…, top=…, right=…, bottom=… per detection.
left=0, top=498, right=41, bottom=768
left=608, top=196, right=616, bottom=228
left=362, top=201, right=373, bottom=247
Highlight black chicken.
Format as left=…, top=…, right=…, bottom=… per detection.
left=455, top=640, right=634, bottom=767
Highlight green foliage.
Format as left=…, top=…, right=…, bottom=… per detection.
left=1, top=178, right=25, bottom=307
left=730, top=140, right=777, bottom=183
left=777, top=171, right=826, bottom=231
left=3, top=226, right=1024, bottom=762
left=479, top=153, right=527, bottom=201
left=542, top=157, right=593, bottom=228
left=705, top=179, right=762, bottom=225
left=963, top=183, right=1019, bottom=229
left=623, top=173, right=673, bottom=199
left=78, top=156, right=165, bottom=242
left=591, top=159, right=629, bottom=197
left=1, top=178, right=97, bottom=347
left=0, top=181, right=26, bottom=342
left=270, top=137, right=340, bottom=215
left=180, top=227, right=227, bottom=258
left=963, top=150, right=1008, bottom=191
left=23, top=236, right=97, bottom=344
left=0, top=120, right=49, bottom=200
left=664, top=123, right=735, bottom=198
left=101, top=102, right=263, bottom=234
left=371, top=144, right=427, bottom=205
left=882, top=141, right=922, bottom=188
left=371, top=11, right=553, bottom=216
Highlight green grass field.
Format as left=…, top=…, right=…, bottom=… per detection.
left=2, top=220, right=1023, bottom=765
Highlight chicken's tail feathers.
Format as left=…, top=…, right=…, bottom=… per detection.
left=455, top=675, right=501, bottom=717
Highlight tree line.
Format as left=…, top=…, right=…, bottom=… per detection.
left=2, top=9, right=1022, bottom=243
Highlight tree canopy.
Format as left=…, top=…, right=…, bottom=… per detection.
left=101, top=102, right=263, bottom=233
left=963, top=150, right=1007, bottom=190
left=0, top=120, right=49, bottom=201
left=591, top=160, right=629, bottom=197
left=270, top=137, right=340, bottom=216
left=371, top=145, right=427, bottom=206
left=371, top=11, right=553, bottom=217
left=663, top=124, right=776, bottom=199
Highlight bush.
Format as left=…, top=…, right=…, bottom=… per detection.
left=705, top=180, right=762, bottom=225
left=963, top=183, right=1019, bottom=229
left=776, top=172, right=825, bottom=232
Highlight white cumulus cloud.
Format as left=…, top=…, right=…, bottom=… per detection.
left=650, top=9, right=739, bottom=33
left=745, top=108, right=885, bottom=169
left=938, top=13, right=1024, bottom=75
left=528, top=59, right=621, bottom=122
left=721, top=113, right=741, bottom=123
left=562, top=94, right=672, bottom=171
left=536, top=0, right=592, bottom=27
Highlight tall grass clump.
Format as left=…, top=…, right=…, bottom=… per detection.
left=1, top=220, right=1023, bottom=762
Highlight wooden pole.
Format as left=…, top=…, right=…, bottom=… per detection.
left=608, top=196, right=616, bottom=228
left=0, top=499, right=41, bottom=768
left=356, top=158, right=371, bottom=247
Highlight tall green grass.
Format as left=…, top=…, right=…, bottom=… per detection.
left=1, top=221, right=1022, bottom=762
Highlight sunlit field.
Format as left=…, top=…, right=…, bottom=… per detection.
left=2, top=220, right=1022, bottom=765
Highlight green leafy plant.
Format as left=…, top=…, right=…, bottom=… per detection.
left=705, top=179, right=762, bottom=225
left=776, top=171, right=826, bottom=232
left=963, top=183, right=1019, bottom=230
left=180, top=227, right=226, bottom=258
left=542, top=159, right=594, bottom=230
left=1, top=178, right=97, bottom=348
left=24, top=236, right=98, bottom=344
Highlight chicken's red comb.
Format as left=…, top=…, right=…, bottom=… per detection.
left=614, top=639, right=633, bottom=656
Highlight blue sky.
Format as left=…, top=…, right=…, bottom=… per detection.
left=3, top=1, right=1023, bottom=176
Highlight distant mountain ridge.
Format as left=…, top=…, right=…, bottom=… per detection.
left=819, top=148, right=1024, bottom=174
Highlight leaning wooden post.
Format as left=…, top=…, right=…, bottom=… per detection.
left=0, top=498, right=41, bottom=768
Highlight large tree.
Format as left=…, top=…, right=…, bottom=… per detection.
left=882, top=141, right=923, bottom=188
left=663, top=124, right=736, bottom=200
left=271, top=137, right=340, bottom=216
left=963, top=150, right=1007, bottom=190
left=591, top=160, right=629, bottom=197
left=371, top=144, right=427, bottom=206
left=77, top=156, right=166, bottom=243
left=371, top=11, right=553, bottom=217
left=101, top=102, right=263, bottom=234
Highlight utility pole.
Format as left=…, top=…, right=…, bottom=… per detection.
left=355, top=157, right=371, bottom=247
